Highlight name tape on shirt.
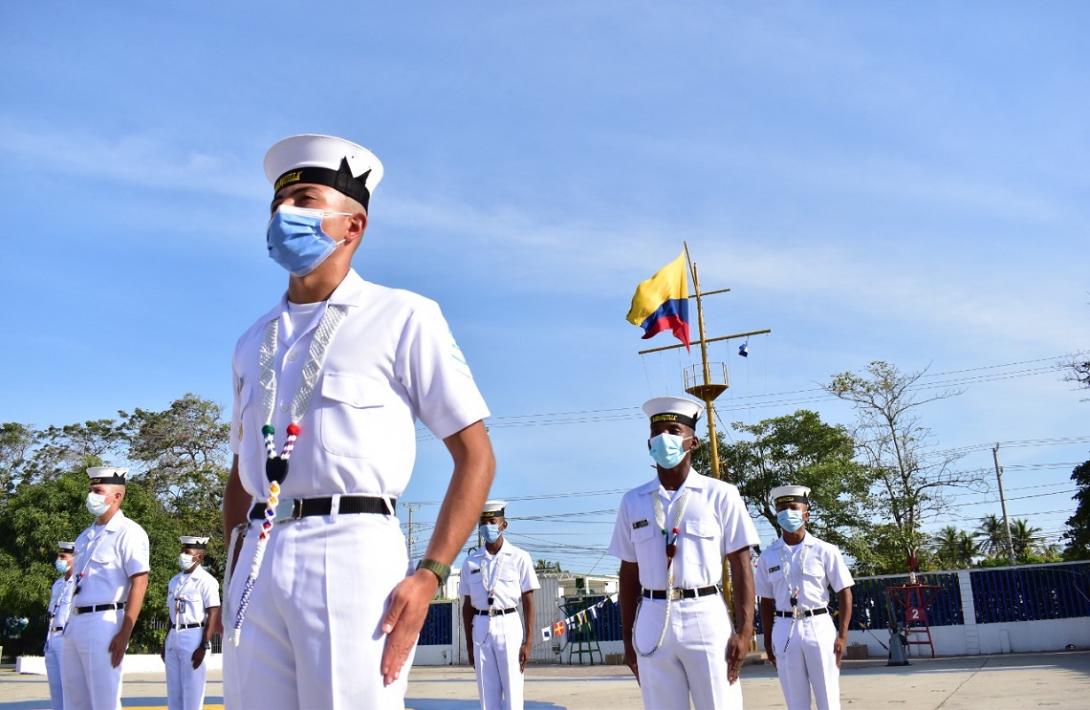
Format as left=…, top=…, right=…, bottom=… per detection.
left=632, top=519, right=649, bottom=529
left=768, top=565, right=781, bottom=573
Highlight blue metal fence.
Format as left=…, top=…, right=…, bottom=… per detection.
left=970, top=563, right=1090, bottom=624
left=419, top=600, right=454, bottom=646
left=849, top=573, right=964, bottom=631
left=565, top=595, right=624, bottom=642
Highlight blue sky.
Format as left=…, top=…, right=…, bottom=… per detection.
left=2, top=2, right=1087, bottom=572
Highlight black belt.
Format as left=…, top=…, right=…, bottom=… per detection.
left=249, top=495, right=395, bottom=520
left=75, top=602, right=126, bottom=615
left=173, top=622, right=205, bottom=630
left=775, top=607, right=829, bottom=618
left=642, top=584, right=721, bottom=600
left=474, top=607, right=517, bottom=617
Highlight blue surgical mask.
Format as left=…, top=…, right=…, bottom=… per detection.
left=480, top=523, right=502, bottom=544
left=777, top=508, right=806, bottom=533
left=267, top=205, right=353, bottom=277
left=85, top=492, right=110, bottom=517
left=54, top=559, right=69, bottom=574
left=649, top=433, right=689, bottom=469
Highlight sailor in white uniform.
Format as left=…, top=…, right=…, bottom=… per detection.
left=62, top=466, right=150, bottom=710
left=163, top=536, right=221, bottom=710
left=609, top=396, right=760, bottom=709
left=44, top=540, right=76, bottom=710
left=755, top=485, right=854, bottom=710
left=459, top=500, right=540, bottom=710
left=221, top=133, right=495, bottom=710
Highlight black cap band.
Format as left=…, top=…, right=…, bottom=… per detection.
left=89, top=474, right=126, bottom=485
left=650, top=412, right=697, bottom=428
left=274, top=158, right=371, bottom=210
left=774, top=495, right=809, bottom=505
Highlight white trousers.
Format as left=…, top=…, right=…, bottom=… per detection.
left=44, top=632, right=65, bottom=710
left=633, top=594, right=743, bottom=710
left=771, top=614, right=840, bottom=710
left=165, top=626, right=207, bottom=710
left=61, top=609, right=124, bottom=710
left=223, top=512, right=414, bottom=710
left=472, top=612, right=524, bottom=710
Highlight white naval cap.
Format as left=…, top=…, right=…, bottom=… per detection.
left=264, top=134, right=384, bottom=211
left=642, top=395, right=704, bottom=429
left=87, top=466, right=128, bottom=485
left=178, top=536, right=210, bottom=549
left=57, top=541, right=76, bottom=553
left=770, top=484, right=811, bottom=506
left=481, top=500, right=507, bottom=519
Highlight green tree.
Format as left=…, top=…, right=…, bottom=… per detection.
left=825, top=361, right=982, bottom=571
left=1009, top=518, right=1043, bottom=561
left=1063, top=460, right=1090, bottom=560
left=930, top=526, right=977, bottom=569
left=699, top=410, right=875, bottom=560
left=976, top=514, right=1010, bottom=559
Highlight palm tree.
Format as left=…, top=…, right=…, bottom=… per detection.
left=1010, top=518, right=1043, bottom=561
left=976, top=515, right=1009, bottom=558
left=932, top=526, right=977, bottom=568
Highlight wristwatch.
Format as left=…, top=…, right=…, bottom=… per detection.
left=416, top=558, right=450, bottom=585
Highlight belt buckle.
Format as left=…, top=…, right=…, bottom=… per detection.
left=273, top=497, right=299, bottom=522
left=668, top=588, right=683, bottom=602
left=792, top=606, right=801, bottom=620
left=488, top=607, right=500, bottom=617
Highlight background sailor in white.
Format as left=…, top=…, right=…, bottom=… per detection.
left=44, top=540, right=76, bottom=710
left=459, top=500, right=540, bottom=710
left=221, top=134, right=495, bottom=710
left=756, top=485, right=854, bottom=710
left=609, top=396, right=760, bottom=710
left=62, top=466, right=150, bottom=710
left=162, top=536, right=221, bottom=710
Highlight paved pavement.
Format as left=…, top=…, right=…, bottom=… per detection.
left=2, top=651, right=1088, bottom=708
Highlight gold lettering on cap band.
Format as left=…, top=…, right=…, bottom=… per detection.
left=274, top=170, right=303, bottom=192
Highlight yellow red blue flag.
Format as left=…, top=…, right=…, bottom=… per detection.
left=626, top=249, right=691, bottom=350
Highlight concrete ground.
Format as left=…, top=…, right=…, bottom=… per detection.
left=1, top=651, right=1088, bottom=709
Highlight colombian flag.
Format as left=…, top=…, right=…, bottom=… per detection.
left=626, top=250, right=691, bottom=350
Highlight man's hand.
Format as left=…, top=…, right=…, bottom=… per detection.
left=191, top=644, right=207, bottom=670
left=623, top=644, right=640, bottom=684
left=834, top=635, right=847, bottom=668
left=519, top=641, right=531, bottom=673
left=159, top=640, right=166, bottom=662
left=381, top=569, right=439, bottom=686
left=764, top=636, right=776, bottom=668
left=108, top=628, right=131, bottom=668
left=726, top=632, right=746, bottom=684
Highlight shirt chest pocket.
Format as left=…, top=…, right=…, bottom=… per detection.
left=683, top=520, right=719, bottom=541
left=802, top=557, right=826, bottom=582
left=631, top=523, right=659, bottom=552
left=317, top=372, right=388, bottom=459
left=90, top=540, right=119, bottom=574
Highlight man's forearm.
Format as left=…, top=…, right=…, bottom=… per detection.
left=223, top=457, right=248, bottom=541
left=619, top=562, right=640, bottom=647
left=522, top=591, right=534, bottom=642
left=837, top=588, right=853, bottom=637
left=203, top=607, right=221, bottom=645
left=461, top=598, right=474, bottom=647
left=728, top=549, right=754, bottom=635
left=124, top=573, right=149, bottom=630
left=427, top=422, right=495, bottom=565
left=759, top=597, right=775, bottom=643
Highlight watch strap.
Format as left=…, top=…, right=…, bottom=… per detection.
left=416, top=558, right=450, bottom=585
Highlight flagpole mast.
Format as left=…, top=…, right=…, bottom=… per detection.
left=683, top=241, right=721, bottom=479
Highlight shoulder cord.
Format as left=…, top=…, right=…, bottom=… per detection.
left=635, top=488, right=691, bottom=658
left=230, top=304, right=348, bottom=647
left=779, top=543, right=811, bottom=655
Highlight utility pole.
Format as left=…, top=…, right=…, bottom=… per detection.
left=405, top=503, right=420, bottom=560
left=992, top=444, right=1016, bottom=565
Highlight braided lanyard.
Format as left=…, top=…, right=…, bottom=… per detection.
left=779, top=541, right=811, bottom=654
left=45, top=578, right=73, bottom=649
left=635, top=487, right=691, bottom=658
left=230, top=302, right=348, bottom=646
left=72, top=526, right=110, bottom=598
left=482, top=552, right=505, bottom=609
left=172, top=572, right=196, bottom=630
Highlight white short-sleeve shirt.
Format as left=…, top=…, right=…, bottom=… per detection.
left=71, top=510, right=150, bottom=606
left=608, top=470, right=760, bottom=590
left=47, top=576, right=75, bottom=630
left=167, top=565, right=221, bottom=627
left=230, top=269, right=491, bottom=499
left=458, top=540, right=540, bottom=610
left=754, top=532, right=854, bottom=612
